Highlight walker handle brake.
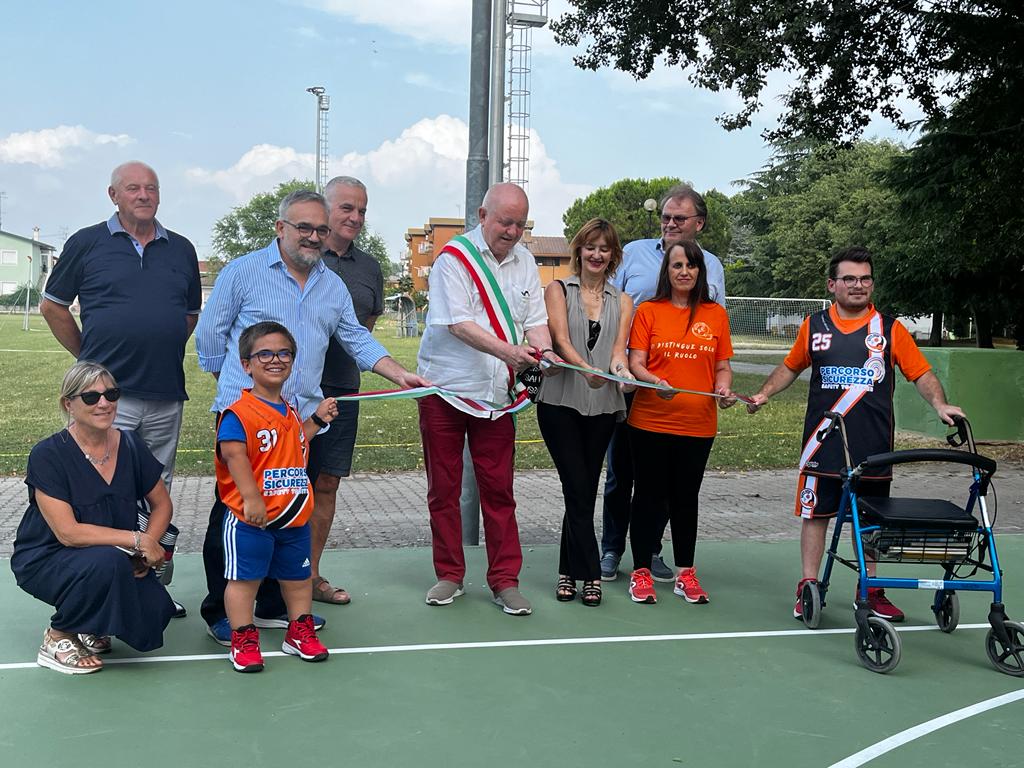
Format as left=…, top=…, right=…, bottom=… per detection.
left=817, top=410, right=843, bottom=442
left=946, top=414, right=970, bottom=448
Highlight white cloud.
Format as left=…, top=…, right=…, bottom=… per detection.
left=185, top=144, right=316, bottom=200
left=305, top=0, right=469, bottom=46
left=403, top=71, right=459, bottom=94
left=0, top=125, right=133, bottom=168
left=186, top=114, right=588, bottom=255
left=306, top=0, right=569, bottom=52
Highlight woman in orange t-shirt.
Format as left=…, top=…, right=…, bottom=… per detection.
left=626, top=241, right=736, bottom=606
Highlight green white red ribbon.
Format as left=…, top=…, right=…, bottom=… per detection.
left=335, top=386, right=532, bottom=418
left=539, top=357, right=755, bottom=404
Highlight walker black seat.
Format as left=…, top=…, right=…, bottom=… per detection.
left=858, top=497, right=978, bottom=532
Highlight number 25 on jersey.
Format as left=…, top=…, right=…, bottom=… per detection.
left=811, top=333, right=832, bottom=352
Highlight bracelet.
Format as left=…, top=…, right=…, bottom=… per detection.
left=310, top=412, right=329, bottom=429
left=132, top=530, right=141, bottom=555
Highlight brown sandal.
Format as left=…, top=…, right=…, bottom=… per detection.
left=312, top=576, right=351, bottom=605
left=37, top=629, right=103, bottom=675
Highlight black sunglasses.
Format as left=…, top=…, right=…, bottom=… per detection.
left=71, top=388, right=122, bottom=405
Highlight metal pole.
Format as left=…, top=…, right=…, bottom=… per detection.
left=461, top=0, right=493, bottom=545
left=487, top=0, right=508, bottom=187
left=314, top=103, right=322, bottom=193
left=22, top=256, right=31, bottom=331
left=465, top=0, right=492, bottom=229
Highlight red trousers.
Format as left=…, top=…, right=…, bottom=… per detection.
left=417, top=395, right=522, bottom=592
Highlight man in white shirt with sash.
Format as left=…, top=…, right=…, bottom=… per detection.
left=417, top=183, right=554, bottom=615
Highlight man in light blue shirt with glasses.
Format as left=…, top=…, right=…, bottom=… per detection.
left=601, top=184, right=726, bottom=583
left=195, top=188, right=428, bottom=643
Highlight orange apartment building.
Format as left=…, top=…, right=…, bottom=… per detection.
left=403, top=217, right=572, bottom=293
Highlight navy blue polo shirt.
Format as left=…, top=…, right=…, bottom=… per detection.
left=44, top=216, right=202, bottom=401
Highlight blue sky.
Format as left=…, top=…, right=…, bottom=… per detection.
left=0, top=0, right=916, bottom=262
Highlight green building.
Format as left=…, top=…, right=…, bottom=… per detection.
left=0, top=228, right=57, bottom=300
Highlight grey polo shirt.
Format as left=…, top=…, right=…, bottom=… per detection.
left=320, top=243, right=385, bottom=390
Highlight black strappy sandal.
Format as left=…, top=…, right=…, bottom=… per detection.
left=556, top=575, right=577, bottom=602
left=581, top=580, right=602, bottom=607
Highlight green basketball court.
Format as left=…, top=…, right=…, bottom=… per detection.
left=2, top=538, right=1023, bottom=767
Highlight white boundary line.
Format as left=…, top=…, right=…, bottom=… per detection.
left=0, top=621, right=993, bottom=671
left=827, top=688, right=1024, bottom=767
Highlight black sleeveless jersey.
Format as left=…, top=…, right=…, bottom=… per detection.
left=798, top=309, right=896, bottom=479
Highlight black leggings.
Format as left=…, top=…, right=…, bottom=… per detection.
left=629, top=427, right=714, bottom=572
left=537, top=402, right=618, bottom=580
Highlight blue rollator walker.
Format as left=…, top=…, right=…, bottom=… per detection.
left=798, top=412, right=1023, bottom=675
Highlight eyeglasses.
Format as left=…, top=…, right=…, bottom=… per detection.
left=71, top=388, right=121, bottom=405
left=248, top=349, right=294, bottom=364
left=660, top=214, right=704, bottom=226
left=282, top=220, right=330, bottom=239
left=833, top=275, right=874, bottom=287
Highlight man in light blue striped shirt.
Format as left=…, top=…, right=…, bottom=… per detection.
left=195, top=189, right=428, bottom=642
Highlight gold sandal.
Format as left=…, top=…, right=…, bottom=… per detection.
left=37, top=629, right=102, bottom=675
left=77, top=633, right=112, bottom=654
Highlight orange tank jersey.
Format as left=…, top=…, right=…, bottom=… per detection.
left=784, top=303, right=931, bottom=381
left=215, top=389, right=313, bottom=529
left=628, top=300, right=734, bottom=438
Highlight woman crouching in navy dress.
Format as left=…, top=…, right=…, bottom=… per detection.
left=11, top=361, right=175, bottom=674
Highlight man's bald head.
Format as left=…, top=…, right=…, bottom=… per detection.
left=478, top=183, right=529, bottom=261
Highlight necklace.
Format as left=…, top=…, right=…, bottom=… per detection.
left=71, top=427, right=112, bottom=466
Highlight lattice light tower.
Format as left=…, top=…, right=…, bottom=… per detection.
left=503, top=1, right=547, bottom=191
left=306, top=86, right=330, bottom=193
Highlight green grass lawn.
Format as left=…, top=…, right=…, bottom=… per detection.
left=0, top=313, right=808, bottom=476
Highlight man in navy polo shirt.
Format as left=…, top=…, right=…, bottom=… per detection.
left=42, top=161, right=201, bottom=488
left=41, top=162, right=201, bottom=615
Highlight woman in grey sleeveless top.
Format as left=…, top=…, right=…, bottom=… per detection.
left=537, top=219, right=635, bottom=606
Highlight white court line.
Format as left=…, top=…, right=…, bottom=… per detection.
left=828, top=688, right=1024, bottom=767
left=0, top=622, right=992, bottom=671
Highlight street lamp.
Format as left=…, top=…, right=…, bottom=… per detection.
left=643, top=198, right=658, bottom=238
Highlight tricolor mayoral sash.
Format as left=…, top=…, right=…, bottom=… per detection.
left=439, top=234, right=531, bottom=417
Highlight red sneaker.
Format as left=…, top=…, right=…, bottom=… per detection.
left=794, top=578, right=816, bottom=621
left=673, top=567, right=709, bottom=604
left=629, top=568, right=657, bottom=604
left=230, top=625, right=264, bottom=673
left=866, top=588, right=905, bottom=622
left=282, top=614, right=329, bottom=661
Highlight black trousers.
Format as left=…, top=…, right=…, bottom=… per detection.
left=200, top=414, right=292, bottom=627
left=537, top=402, right=617, bottom=581
left=600, top=391, right=669, bottom=558
left=628, top=427, right=714, bottom=572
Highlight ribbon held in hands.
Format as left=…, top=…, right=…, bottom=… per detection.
left=538, top=356, right=756, bottom=405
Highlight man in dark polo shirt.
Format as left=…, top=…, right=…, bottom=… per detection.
left=306, top=176, right=384, bottom=606
left=41, top=161, right=201, bottom=613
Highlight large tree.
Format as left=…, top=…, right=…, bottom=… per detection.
left=552, top=1, right=1024, bottom=144
left=730, top=140, right=907, bottom=298
left=553, top=2, right=1023, bottom=346
left=211, top=179, right=396, bottom=279
left=562, top=177, right=733, bottom=258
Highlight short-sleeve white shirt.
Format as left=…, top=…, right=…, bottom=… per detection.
left=417, top=224, right=547, bottom=406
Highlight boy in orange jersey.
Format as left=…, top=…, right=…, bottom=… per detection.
left=216, top=321, right=339, bottom=672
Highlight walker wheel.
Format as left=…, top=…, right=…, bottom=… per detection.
left=855, top=616, right=901, bottom=674
left=801, top=580, right=822, bottom=629
left=986, top=620, right=1024, bottom=677
left=934, top=591, right=960, bottom=633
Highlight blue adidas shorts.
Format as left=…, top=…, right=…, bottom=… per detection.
left=222, top=512, right=312, bottom=582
